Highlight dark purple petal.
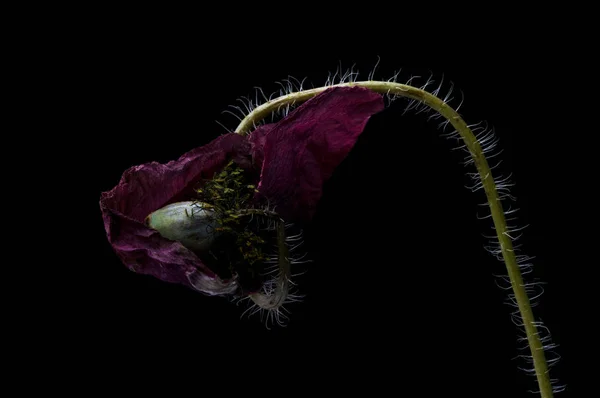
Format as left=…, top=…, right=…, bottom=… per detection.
left=102, top=133, right=252, bottom=224
left=100, top=133, right=251, bottom=291
left=247, top=123, right=274, bottom=169
left=255, top=86, right=384, bottom=221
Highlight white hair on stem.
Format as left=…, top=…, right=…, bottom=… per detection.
left=231, top=205, right=310, bottom=329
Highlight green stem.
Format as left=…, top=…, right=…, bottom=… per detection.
left=232, top=208, right=291, bottom=311
left=249, top=219, right=290, bottom=310
left=235, top=81, right=554, bottom=398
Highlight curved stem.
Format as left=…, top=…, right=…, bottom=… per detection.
left=249, top=220, right=290, bottom=310
left=235, top=81, right=554, bottom=398
left=232, top=208, right=291, bottom=311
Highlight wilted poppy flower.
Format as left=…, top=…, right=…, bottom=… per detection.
left=100, top=86, right=384, bottom=300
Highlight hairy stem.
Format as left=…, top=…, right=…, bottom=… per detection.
left=235, top=81, right=553, bottom=398
left=249, top=219, right=290, bottom=309
left=231, top=208, right=291, bottom=310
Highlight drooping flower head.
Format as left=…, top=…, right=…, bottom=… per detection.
left=100, top=87, right=384, bottom=298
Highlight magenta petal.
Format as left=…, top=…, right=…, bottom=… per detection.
left=247, top=123, right=274, bottom=169
left=102, top=133, right=251, bottom=224
left=100, top=133, right=251, bottom=292
left=256, top=86, right=384, bottom=221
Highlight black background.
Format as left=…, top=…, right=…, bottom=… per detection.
left=54, top=9, right=593, bottom=398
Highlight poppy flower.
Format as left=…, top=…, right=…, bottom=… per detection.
left=100, top=86, right=384, bottom=298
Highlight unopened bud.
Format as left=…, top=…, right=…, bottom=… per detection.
left=145, top=201, right=219, bottom=252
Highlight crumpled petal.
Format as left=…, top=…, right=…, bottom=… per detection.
left=255, top=86, right=384, bottom=221
left=247, top=123, right=273, bottom=169
left=100, top=133, right=251, bottom=294
left=101, top=87, right=385, bottom=294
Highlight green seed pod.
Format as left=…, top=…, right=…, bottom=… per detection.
left=145, top=201, right=219, bottom=252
